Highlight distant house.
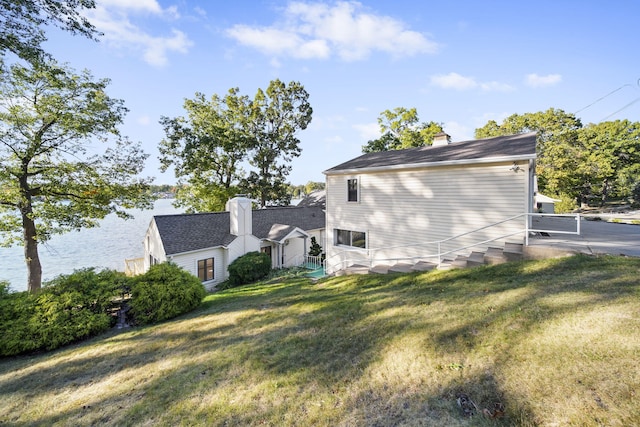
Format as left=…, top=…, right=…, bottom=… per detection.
left=322, top=132, right=537, bottom=273
left=144, top=196, right=325, bottom=290
left=535, top=193, right=561, bottom=213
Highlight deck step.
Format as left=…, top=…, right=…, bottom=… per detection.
left=336, top=264, right=370, bottom=276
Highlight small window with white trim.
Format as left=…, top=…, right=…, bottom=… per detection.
left=335, top=229, right=366, bottom=249
left=197, top=257, right=214, bottom=282
left=347, top=178, right=359, bottom=202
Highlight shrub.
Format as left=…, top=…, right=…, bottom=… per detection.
left=0, top=269, right=127, bottom=357
left=226, top=251, right=272, bottom=288
left=129, top=262, right=205, bottom=325
left=552, top=193, right=578, bottom=214
left=308, top=236, right=323, bottom=257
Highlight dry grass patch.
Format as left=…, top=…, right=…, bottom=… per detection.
left=1, top=254, right=639, bottom=426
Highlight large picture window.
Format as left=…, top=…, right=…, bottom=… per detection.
left=347, top=178, right=358, bottom=202
left=335, top=229, right=366, bottom=248
left=197, top=257, right=214, bottom=282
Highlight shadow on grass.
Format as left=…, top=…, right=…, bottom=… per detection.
left=1, top=254, right=638, bottom=425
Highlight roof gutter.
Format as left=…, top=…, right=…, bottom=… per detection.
left=323, top=154, right=536, bottom=176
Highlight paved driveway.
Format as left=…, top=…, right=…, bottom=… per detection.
left=529, top=216, right=640, bottom=257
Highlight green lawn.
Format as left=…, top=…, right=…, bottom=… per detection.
left=1, top=254, right=639, bottom=426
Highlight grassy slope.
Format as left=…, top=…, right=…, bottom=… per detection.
left=1, top=254, right=639, bottom=426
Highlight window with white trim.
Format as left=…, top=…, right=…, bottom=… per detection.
left=197, top=257, right=214, bottom=282
left=347, top=178, right=359, bottom=202
left=335, top=229, right=366, bottom=248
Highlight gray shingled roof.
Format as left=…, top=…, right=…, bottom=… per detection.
left=154, top=206, right=325, bottom=256
left=324, top=132, right=537, bottom=174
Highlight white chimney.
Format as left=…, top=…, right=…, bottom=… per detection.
left=226, top=196, right=252, bottom=236
left=432, top=132, right=451, bottom=146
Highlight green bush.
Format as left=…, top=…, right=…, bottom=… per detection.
left=552, top=193, right=579, bottom=213
left=226, top=251, right=272, bottom=288
left=129, top=262, right=205, bottom=325
left=0, top=269, right=127, bottom=357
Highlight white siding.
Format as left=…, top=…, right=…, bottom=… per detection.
left=326, top=161, right=531, bottom=271
left=169, top=247, right=226, bottom=292
left=144, top=219, right=167, bottom=271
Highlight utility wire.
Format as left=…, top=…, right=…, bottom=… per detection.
left=574, top=78, right=640, bottom=121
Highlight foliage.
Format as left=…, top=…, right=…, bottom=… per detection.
left=129, top=262, right=206, bottom=325
left=0, top=60, right=154, bottom=292
left=0, top=0, right=99, bottom=64
left=159, top=90, right=251, bottom=212
left=161, top=80, right=312, bottom=211
left=0, top=269, right=124, bottom=356
left=362, top=107, right=443, bottom=153
left=226, top=251, right=272, bottom=288
left=288, top=181, right=325, bottom=198
left=240, top=79, right=313, bottom=207
left=2, top=256, right=640, bottom=425
left=474, top=109, right=640, bottom=207
left=551, top=193, right=579, bottom=213
left=308, top=236, right=323, bottom=257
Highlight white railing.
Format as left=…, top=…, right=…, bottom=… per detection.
left=326, top=212, right=581, bottom=274
left=124, top=257, right=145, bottom=277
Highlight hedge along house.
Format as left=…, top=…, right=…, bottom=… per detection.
left=144, top=196, right=325, bottom=290
left=322, top=132, right=538, bottom=274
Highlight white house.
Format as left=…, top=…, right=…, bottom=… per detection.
left=144, top=196, right=325, bottom=290
left=322, top=132, right=538, bottom=273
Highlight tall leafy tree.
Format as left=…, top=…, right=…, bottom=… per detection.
left=0, top=0, right=99, bottom=64
left=362, top=107, right=443, bottom=153
left=242, top=79, right=312, bottom=207
left=475, top=108, right=583, bottom=202
left=159, top=90, right=251, bottom=212
left=0, top=61, right=153, bottom=293
left=575, top=120, right=640, bottom=204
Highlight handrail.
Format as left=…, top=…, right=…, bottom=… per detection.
left=326, top=212, right=581, bottom=274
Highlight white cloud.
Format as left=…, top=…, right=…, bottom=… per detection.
left=137, top=115, right=151, bottom=126
left=226, top=1, right=438, bottom=61
left=353, top=122, right=380, bottom=140
left=431, top=72, right=477, bottom=90
left=480, top=81, right=514, bottom=92
left=442, top=121, right=472, bottom=141
left=85, top=1, right=192, bottom=67
left=431, top=72, right=513, bottom=92
left=526, top=73, right=562, bottom=88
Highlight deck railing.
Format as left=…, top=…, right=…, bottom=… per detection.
left=124, top=257, right=145, bottom=277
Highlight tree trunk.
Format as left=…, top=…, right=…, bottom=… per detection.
left=21, top=204, right=42, bottom=293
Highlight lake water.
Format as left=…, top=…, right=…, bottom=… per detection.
left=0, top=199, right=183, bottom=292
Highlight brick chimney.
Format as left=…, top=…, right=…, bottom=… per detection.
left=432, top=132, right=451, bottom=147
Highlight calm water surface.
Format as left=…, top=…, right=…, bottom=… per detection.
left=0, top=199, right=183, bottom=292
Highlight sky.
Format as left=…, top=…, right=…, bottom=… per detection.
left=43, top=0, right=640, bottom=186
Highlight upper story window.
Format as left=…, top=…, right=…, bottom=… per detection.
left=347, top=178, right=359, bottom=202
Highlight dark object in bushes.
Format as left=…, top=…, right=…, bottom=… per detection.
left=226, top=251, right=272, bottom=288
left=129, top=262, right=206, bottom=325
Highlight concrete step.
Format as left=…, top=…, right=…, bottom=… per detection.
left=450, top=255, right=469, bottom=269
left=336, top=264, right=370, bottom=276
left=503, top=242, right=524, bottom=261
left=412, top=261, right=438, bottom=272
left=369, top=264, right=390, bottom=274
left=466, top=251, right=487, bottom=267
left=484, top=247, right=508, bottom=265
left=388, top=263, right=414, bottom=273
